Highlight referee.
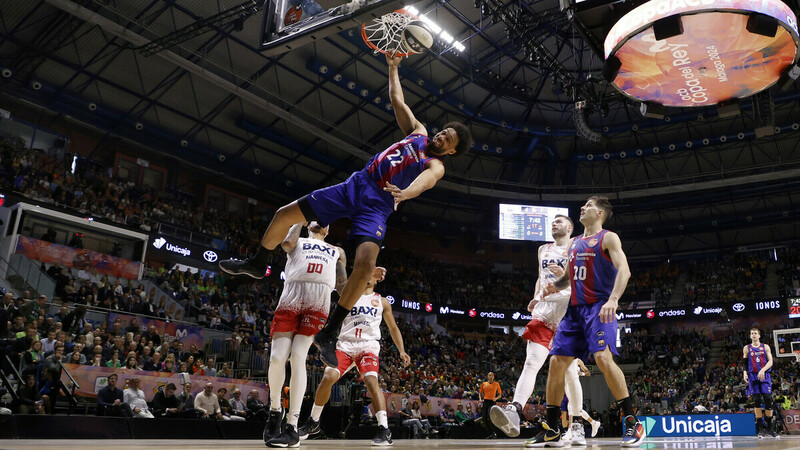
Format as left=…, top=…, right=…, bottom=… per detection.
left=480, top=372, right=502, bottom=438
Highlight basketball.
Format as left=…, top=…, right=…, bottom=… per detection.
left=401, top=21, right=433, bottom=53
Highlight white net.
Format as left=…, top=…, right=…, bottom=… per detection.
left=362, top=11, right=417, bottom=55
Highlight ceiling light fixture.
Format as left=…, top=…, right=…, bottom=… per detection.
left=405, top=6, right=466, bottom=52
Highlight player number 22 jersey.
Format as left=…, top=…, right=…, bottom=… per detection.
left=339, top=292, right=383, bottom=342
left=283, top=237, right=339, bottom=290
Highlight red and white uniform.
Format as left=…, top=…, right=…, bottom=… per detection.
left=523, top=241, right=572, bottom=347
left=332, top=292, right=383, bottom=379
left=271, top=237, right=339, bottom=336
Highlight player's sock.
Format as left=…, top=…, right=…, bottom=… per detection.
left=376, top=410, right=388, bottom=428
left=251, top=245, right=270, bottom=269
left=619, top=396, right=635, bottom=418
left=323, top=304, right=350, bottom=333
left=546, top=405, right=561, bottom=431
left=310, top=404, right=324, bottom=422
left=288, top=335, right=313, bottom=427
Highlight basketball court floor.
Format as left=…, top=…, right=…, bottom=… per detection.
left=1, top=437, right=796, bottom=449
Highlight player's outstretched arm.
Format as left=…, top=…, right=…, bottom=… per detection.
left=335, top=246, right=347, bottom=293
left=386, top=54, right=426, bottom=136
left=280, top=222, right=306, bottom=253
left=383, top=159, right=445, bottom=211
left=381, top=296, right=410, bottom=366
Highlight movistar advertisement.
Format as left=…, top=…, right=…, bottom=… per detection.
left=639, top=414, right=755, bottom=437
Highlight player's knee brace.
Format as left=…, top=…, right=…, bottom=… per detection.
left=762, top=394, right=774, bottom=409
left=751, top=394, right=763, bottom=407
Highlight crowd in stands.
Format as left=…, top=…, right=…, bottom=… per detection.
left=0, top=142, right=266, bottom=256
left=682, top=254, right=767, bottom=305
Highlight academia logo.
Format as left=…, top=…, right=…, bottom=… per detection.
left=152, top=237, right=166, bottom=249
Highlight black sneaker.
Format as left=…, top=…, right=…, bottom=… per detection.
left=298, top=418, right=321, bottom=441
left=313, top=329, right=338, bottom=368
left=372, top=425, right=393, bottom=446
left=219, top=258, right=264, bottom=279
left=266, top=424, right=300, bottom=448
left=525, top=422, right=563, bottom=447
left=263, top=409, right=284, bottom=443
left=620, top=415, right=646, bottom=447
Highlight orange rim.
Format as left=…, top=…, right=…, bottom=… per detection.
left=360, top=9, right=420, bottom=57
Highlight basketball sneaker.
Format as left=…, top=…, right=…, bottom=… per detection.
left=561, top=425, right=573, bottom=447
left=525, top=422, right=563, bottom=448
left=313, top=329, right=339, bottom=368
left=620, top=415, right=646, bottom=447
left=266, top=424, right=300, bottom=448
left=298, top=418, right=321, bottom=440
left=219, top=257, right=264, bottom=279
left=590, top=419, right=600, bottom=437
left=372, top=425, right=393, bottom=446
left=570, top=423, right=586, bottom=446
left=263, top=409, right=284, bottom=443
left=490, top=403, right=522, bottom=437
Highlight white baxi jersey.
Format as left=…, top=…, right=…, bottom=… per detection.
left=284, top=237, right=339, bottom=290
left=531, top=240, right=572, bottom=331
left=339, top=292, right=383, bottom=342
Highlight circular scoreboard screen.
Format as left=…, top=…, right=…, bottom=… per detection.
left=604, top=0, right=799, bottom=107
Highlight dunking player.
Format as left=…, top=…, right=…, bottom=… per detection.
left=489, top=215, right=574, bottom=437
left=219, top=54, right=472, bottom=369
left=264, top=223, right=346, bottom=448
left=744, top=327, right=778, bottom=438
left=530, top=196, right=645, bottom=448
left=298, top=266, right=410, bottom=446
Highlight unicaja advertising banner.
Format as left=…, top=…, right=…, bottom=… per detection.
left=639, top=414, right=755, bottom=437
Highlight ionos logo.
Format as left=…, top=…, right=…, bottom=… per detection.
left=755, top=300, right=781, bottom=311
left=401, top=300, right=420, bottom=310
left=640, top=414, right=754, bottom=437
left=480, top=311, right=505, bottom=319
left=659, top=309, right=686, bottom=317
left=152, top=237, right=166, bottom=249
left=732, top=303, right=745, bottom=312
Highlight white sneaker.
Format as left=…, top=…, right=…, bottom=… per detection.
left=562, top=427, right=573, bottom=447
left=590, top=419, right=600, bottom=437
left=490, top=404, right=521, bottom=437
left=571, top=423, right=586, bottom=446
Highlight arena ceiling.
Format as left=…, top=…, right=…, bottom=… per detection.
left=1, top=0, right=799, bottom=257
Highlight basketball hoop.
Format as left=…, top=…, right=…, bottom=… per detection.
left=794, top=350, right=800, bottom=364
left=361, top=9, right=419, bottom=57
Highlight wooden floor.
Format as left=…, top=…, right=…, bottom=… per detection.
left=0, top=436, right=796, bottom=449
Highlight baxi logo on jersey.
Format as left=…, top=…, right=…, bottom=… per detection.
left=350, top=306, right=379, bottom=317
left=302, top=242, right=336, bottom=256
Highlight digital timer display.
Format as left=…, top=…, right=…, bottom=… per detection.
left=789, top=298, right=800, bottom=319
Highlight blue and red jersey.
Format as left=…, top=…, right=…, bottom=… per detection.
left=747, top=343, right=770, bottom=373
left=363, top=133, right=437, bottom=191
left=567, top=230, right=618, bottom=306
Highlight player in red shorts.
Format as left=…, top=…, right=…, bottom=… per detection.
left=265, top=222, right=346, bottom=448
left=298, top=266, right=410, bottom=446
left=489, top=215, right=574, bottom=438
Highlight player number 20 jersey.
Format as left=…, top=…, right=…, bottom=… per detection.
left=283, top=237, right=339, bottom=290
left=339, top=292, right=383, bottom=342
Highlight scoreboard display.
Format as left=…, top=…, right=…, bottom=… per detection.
left=789, top=297, right=800, bottom=318
left=498, top=204, right=569, bottom=242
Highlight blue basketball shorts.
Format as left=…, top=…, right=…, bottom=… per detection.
left=550, top=301, right=619, bottom=360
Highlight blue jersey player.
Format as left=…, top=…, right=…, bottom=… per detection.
left=744, top=327, right=778, bottom=438
left=530, top=196, right=645, bottom=448
left=219, top=54, right=472, bottom=371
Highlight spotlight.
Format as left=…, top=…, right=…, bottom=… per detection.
left=135, top=122, right=143, bottom=131
left=180, top=139, right=188, bottom=147
left=32, top=81, right=42, bottom=90
left=253, top=168, right=261, bottom=175
left=1, top=69, right=11, bottom=78
left=88, top=103, right=97, bottom=111
left=218, top=154, right=226, bottom=162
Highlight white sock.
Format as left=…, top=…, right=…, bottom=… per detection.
left=311, top=404, right=325, bottom=422
left=268, top=335, right=292, bottom=410
left=580, top=410, right=592, bottom=422
left=376, top=410, right=388, bottom=428
left=512, top=341, right=549, bottom=406
left=288, top=334, right=313, bottom=427
left=565, top=359, right=583, bottom=417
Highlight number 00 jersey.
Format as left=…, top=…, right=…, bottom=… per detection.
left=339, top=292, right=384, bottom=343
left=283, top=237, right=339, bottom=290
